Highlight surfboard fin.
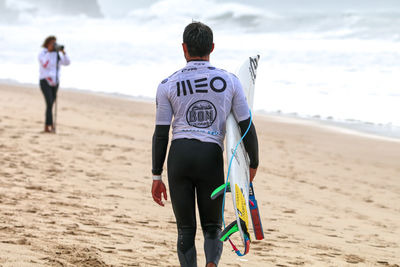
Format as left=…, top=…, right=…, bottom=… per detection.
left=210, top=182, right=230, bottom=200
left=220, top=220, right=251, bottom=256
left=219, top=219, right=250, bottom=242
left=219, top=220, right=239, bottom=242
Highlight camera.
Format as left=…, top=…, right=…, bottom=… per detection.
left=54, top=43, right=64, bottom=51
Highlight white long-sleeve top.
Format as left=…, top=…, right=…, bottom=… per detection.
left=38, top=48, right=70, bottom=86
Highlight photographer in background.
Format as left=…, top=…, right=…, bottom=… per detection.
left=38, top=35, right=70, bottom=133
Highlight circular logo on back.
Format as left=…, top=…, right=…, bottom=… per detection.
left=186, top=100, right=217, bottom=128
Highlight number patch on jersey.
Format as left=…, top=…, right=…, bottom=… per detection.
left=186, top=100, right=217, bottom=128
left=177, top=76, right=226, bottom=96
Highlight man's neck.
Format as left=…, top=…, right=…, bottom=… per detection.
left=187, top=59, right=209, bottom=62
left=186, top=55, right=210, bottom=62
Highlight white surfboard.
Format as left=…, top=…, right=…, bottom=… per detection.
left=226, top=55, right=260, bottom=252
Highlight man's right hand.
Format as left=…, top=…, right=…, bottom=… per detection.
left=151, top=180, right=168, bottom=206
left=250, top=168, right=257, bottom=183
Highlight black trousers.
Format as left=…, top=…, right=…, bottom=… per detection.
left=40, top=79, right=58, bottom=126
left=167, top=138, right=224, bottom=266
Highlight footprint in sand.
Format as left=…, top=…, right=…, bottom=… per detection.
left=118, top=248, right=133, bottom=252
left=345, top=254, right=365, bottom=264
left=376, top=260, right=400, bottom=266
left=283, top=209, right=296, bottom=214
left=287, top=260, right=306, bottom=265
left=1, top=238, right=30, bottom=245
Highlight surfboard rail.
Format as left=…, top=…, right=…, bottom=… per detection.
left=211, top=55, right=262, bottom=256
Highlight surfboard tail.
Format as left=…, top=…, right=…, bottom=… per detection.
left=249, top=183, right=264, bottom=240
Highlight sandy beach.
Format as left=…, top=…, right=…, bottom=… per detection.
left=0, top=83, right=399, bottom=266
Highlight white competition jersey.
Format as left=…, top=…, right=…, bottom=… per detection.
left=38, top=48, right=71, bottom=85
left=155, top=60, right=250, bottom=149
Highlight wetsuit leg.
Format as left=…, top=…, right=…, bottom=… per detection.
left=194, top=143, right=224, bottom=266
left=168, top=139, right=224, bottom=267
left=168, top=139, right=197, bottom=267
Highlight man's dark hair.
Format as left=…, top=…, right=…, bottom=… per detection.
left=183, top=22, right=213, bottom=57
left=42, top=35, right=56, bottom=48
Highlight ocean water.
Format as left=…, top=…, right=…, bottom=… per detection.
left=0, top=0, right=399, bottom=131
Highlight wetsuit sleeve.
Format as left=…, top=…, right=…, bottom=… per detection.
left=231, top=75, right=251, bottom=122
left=231, top=75, right=259, bottom=169
left=152, top=83, right=173, bottom=175
left=152, top=125, right=170, bottom=175
left=238, top=118, right=259, bottom=169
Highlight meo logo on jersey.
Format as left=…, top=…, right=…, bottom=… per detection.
left=177, top=76, right=226, bottom=96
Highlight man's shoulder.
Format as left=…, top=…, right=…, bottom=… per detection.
left=158, top=69, right=182, bottom=87
left=208, top=65, right=238, bottom=79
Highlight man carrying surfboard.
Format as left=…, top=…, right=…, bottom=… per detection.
left=151, top=22, right=259, bottom=267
